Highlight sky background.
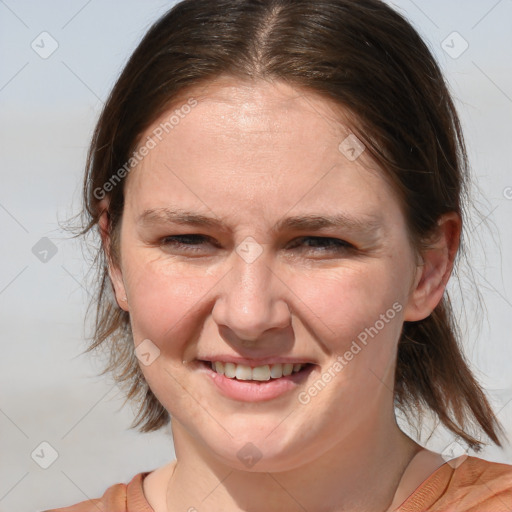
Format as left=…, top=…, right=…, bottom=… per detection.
left=0, top=0, right=511, bottom=510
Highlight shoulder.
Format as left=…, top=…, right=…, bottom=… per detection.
left=441, top=455, right=512, bottom=509
left=42, top=472, right=150, bottom=512
left=401, top=455, right=512, bottom=512
left=454, top=454, right=512, bottom=481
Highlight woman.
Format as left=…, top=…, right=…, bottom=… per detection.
left=47, top=0, right=512, bottom=510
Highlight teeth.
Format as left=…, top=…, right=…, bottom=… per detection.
left=224, top=362, right=236, bottom=378
left=209, top=361, right=305, bottom=380
left=270, top=364, right=283, bottom=378
left=252, top=365, right=271, bottom=381
left=282, top=363, right=293, bottom=376
left=235, top=364, right=252, bottom=380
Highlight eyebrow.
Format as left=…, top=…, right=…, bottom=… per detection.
left=137, top=207, right=383, bottom=236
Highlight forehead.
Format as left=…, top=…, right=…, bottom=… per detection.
left=124, top=78, right=401, bottom=225
left=145, top=79, right=350, bottom=156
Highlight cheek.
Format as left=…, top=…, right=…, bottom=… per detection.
left=121, top=237, right=412, bottom=362
left=294, top=264, right=405, bottom=351
left=123, top=253, right=218, bottom=346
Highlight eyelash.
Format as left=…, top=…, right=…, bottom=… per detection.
left=160, top=235, right=353, bottom=255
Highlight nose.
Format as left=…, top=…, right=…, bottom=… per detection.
left=211, top=250, right=292, bottom=344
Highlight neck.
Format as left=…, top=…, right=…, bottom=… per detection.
left=163, top=418, right=421, bottom=512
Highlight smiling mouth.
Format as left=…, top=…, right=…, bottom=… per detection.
left=198, top=360, right=314, bottom=381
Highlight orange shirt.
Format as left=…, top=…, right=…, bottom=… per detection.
left=44, top=456, right=512, bottom=512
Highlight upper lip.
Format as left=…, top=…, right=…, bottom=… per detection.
left=197, top=356, right=316, bottom=366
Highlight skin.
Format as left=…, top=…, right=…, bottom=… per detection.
left=99, top=77, right=460, bottom=512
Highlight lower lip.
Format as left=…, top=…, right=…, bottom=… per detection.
left=198, top=362, right=315, bottom=402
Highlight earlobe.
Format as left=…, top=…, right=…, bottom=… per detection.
left=97, top=200, right=129, bottom=312
left=403, top=213, right=461, bottom=322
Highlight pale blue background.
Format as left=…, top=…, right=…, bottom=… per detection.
left=0, top=1, right=511, bottom=510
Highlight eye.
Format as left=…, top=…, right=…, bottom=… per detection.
left=159, top=235, right=354, bottom=257
left=160, top=234, right=213, bottom=253
left=288, top=236, right=354, bottom=254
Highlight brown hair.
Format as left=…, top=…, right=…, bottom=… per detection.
left=72, top=0, right=504, bottom=449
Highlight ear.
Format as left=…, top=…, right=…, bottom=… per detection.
left=97, top=199, right=129, bottom=312
left=403, top=212, right=461, bottom=322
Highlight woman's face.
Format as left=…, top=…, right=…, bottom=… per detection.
left=109, top=78, right=427, bottom=471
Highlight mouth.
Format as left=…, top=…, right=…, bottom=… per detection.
left=200, top=360, right=313, bottom=381
left=196, top=359, right=317, bottom=402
